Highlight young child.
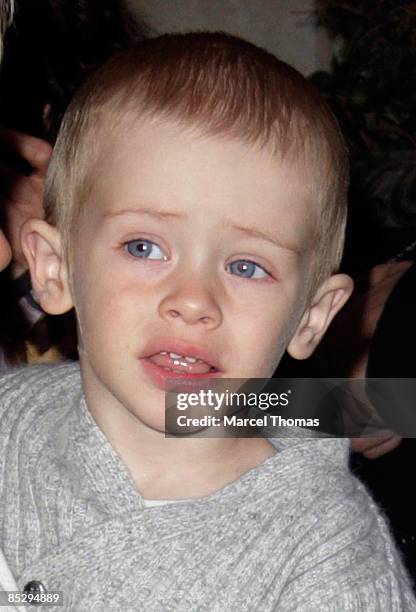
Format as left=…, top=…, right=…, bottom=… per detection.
left=0, top=32, right=415, bottom=611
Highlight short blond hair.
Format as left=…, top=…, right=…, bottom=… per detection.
left=44, top=32, right=348, bottom=292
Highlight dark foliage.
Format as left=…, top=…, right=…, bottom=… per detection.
left=311, top=1, right=416, bottom=273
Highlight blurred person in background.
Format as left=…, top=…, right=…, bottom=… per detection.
left=0, top=0, right=14, bottom=270
left=0, top=4, right=29, bottom=607
left=0, top=0, right=149, bottom=368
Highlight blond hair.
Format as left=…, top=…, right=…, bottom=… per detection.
left=44, top=32, right=349, bottom=291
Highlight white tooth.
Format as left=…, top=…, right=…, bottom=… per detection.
left=160, top=351, right=168, bottom=355
left=169, top=352, right=182, bottom=359
left=184, top=356, right=197, bottom=363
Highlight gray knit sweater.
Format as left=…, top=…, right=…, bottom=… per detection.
left=0, top=362, right=415, bottom=611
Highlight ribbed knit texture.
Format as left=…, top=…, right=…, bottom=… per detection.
left=0, top=362, right=415, bottom=611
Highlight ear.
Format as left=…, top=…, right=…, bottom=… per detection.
left=20, top=219, right=73, bottom=315
left=287, top=274, right=353, bottom=360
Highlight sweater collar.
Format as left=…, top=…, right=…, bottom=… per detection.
left=73, top=393, right=350, bottom=515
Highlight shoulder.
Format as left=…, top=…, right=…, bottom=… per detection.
left=0, top=361, right=81, bottom=433
left=278, top=439, right=416, bottom=609
left=0, top=359, right=80, bottom=392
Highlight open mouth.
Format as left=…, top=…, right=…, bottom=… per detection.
left=140, top=347, right=222, bottom=391
left=139, top=340, right=223, bottom=390
left=146, top=351, right=219, bottom=375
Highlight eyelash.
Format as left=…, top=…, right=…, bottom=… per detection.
left=123, top=238, right=167, bottom=260
left=226, top=260, right=270, bottom=280
left=123, top=239, right=271, bottom=280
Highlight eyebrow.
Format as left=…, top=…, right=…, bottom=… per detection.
left=224, top=221, right=301, bottom=255
left=103, top=207, right=300, bottom=255
left=103, top=207, right=184, bottom=221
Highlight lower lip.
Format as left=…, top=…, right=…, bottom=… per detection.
left=140, top=358, right=221, bottom=391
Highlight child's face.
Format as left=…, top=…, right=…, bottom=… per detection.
left=23, top=117, right=352, bottom=432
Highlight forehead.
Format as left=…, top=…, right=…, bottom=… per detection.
left=84, top=117, right=316, bottom=248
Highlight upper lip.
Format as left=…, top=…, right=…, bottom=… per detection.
left=140, top=337, right=222, bottom=371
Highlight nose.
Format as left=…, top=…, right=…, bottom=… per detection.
left=159, top=279, right=223, bottom=330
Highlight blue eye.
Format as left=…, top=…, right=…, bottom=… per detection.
left=228, top=260, right=269, bottom=279
left=126, top=239, right=166, bottom=260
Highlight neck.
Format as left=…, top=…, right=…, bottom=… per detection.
left=82, top=375, right=276, bottom=500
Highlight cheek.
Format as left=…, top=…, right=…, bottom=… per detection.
left=251, top=325, right=289, bottom=376
left=70, top=262, right=124, bottom=351
left=235, top=289, right=302, bottom=376
left=231, top=315, right=283, bottom=377
left=72, top=269, right=158, bottom=356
